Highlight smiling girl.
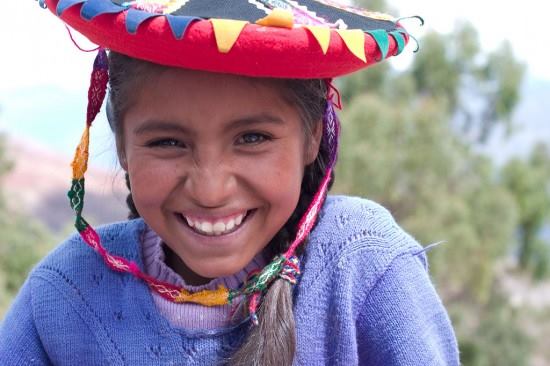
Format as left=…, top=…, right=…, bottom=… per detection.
left=0, top=1, right=459, bottom=365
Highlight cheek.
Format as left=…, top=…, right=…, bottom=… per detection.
left=244, top=146, right=305, bottom=222
left=127, top=160, right=179, bottom=210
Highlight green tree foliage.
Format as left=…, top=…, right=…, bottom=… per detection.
left=458, top=292, right=532, bottom=366
left=411, top=31, right=460, bottom=110
left=413, top=25, right=524, bottom=143
left=336, top=91, right=517, bottom=303
left=502, top=143, right=550, bottom=277
left=0, top=135, right=55, bottom=317
left=0, top=137, right=13, bottom=209
left=477, top=43, right=525, bottom=140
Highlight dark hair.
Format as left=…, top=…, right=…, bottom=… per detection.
left=107, top=51, right=333, bottom=365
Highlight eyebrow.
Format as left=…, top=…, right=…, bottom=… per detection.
left=133, top=120, right=192, bottom=136
left=225, top=113, right=285, bottom=131
left=133, top=113, right=285, bottom=136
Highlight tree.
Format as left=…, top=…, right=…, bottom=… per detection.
left=411, top=26, right=524, bottom=143
left=502, top=143, right=550, bottom=276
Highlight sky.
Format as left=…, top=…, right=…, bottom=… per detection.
left=0, top=0, right=549, bottom=168
left=388, top=0, right=550, bottom=81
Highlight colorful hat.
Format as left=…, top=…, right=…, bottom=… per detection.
left=48, top=0, right=409, bottom=78
left=38, top=0, right=414, bottom=324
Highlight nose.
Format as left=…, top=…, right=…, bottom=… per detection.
left=184, top=154, right=236, bottom=208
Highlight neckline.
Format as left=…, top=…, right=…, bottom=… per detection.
left=129, top=218, right=254, bottom=337
left=141, top=224, right=268, bottom=291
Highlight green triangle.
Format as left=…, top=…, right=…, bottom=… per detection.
left=390, top=31, right=406, bottom=55
left=367, top=29, right=389, bottom=60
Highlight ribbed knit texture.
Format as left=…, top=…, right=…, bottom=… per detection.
left=0, top=196, right=460, bottom=365
left=141, top=227, right=266, bottom=329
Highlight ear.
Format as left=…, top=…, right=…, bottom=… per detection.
left=305, top=119, right=323, bottom=165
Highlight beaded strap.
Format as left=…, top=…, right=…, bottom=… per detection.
left=69, top=50, right=340, bottom=324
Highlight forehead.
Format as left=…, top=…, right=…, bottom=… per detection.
left=138, top=68, right=289, bottom=109
left=122, top=67, right=302, bottom=132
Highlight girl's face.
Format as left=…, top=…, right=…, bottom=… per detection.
left=121, top=68, right=321, bottom=281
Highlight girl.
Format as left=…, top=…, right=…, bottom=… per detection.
left=1, top=0, right=459, bottom=365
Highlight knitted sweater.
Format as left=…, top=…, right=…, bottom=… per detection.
left=0, top=196, right=459, bottom=365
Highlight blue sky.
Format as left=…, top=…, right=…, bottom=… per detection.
left=1, top=0, right=548, bottom=169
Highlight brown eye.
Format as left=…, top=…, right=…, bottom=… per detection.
left=237, top=133, right=271, bottom=145
left=147, top=138, right=186, bottom=148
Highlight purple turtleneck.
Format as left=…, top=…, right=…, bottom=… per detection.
left=141, top=226, right=267, bottom=329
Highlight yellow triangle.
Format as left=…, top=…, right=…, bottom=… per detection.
left=305, top=25, right=331, bottom=55
left=256, top=8, right=294, bottom=28
left=336, top=29, right=366, bottom=63
left=210, top=19, right=248, bottom=54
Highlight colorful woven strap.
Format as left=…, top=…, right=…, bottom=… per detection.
left=69, top=50, right=340, bottom=324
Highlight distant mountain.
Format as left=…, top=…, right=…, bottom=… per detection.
left=3, top=138, right=128, bottom=233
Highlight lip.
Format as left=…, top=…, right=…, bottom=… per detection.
left=174, top=209, right=257, bottom=243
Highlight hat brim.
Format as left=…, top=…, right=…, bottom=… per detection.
left=47, top=0, right=408, bottom=78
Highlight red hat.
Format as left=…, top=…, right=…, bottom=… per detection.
left=47, top=0, right=409, bottom=78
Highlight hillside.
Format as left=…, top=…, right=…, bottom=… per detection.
left=3, top=138, right=128, bottom=233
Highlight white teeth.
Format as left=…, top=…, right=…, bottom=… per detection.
left=212, top=222, right=226, bottom=235
left=235, top=214, right=244, bottom=226
left=184, top=211, right=248, bottom=236
left=200, top=222, right=213, bottom=234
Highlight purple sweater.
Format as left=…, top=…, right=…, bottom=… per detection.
left=0, top=196, right=459, bottom=365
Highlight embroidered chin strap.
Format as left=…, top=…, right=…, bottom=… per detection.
left=70, top=49, right=341, bottom=325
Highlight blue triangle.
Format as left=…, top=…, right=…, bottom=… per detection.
left=125, top=8, right=160, bottom=34
left=367, top=29, right=389, bottom=60
left=80, top=0, right=126, bottom=21
left=165, top=15, right=201, bottom=40
left=56, top=0, right=86, bottom=16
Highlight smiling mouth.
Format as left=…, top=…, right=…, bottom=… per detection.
left=177, top=210, right=255, bottom=237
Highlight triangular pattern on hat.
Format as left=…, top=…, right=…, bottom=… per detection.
left=367, top=29, right=389, bottom=60
left=336, top=29, right=366, bottom=62
left=305, top=25, right=331, bottom=55
left=210, top=19, right=249, bottom=53
left=165, top=14, right=201, bottom=40
left=125, top=8, right=161, bottom=34
left=390, top=30, right=406, bottom=55
left=56, top=0, right=87, bottom=16
left=80, top=0, right=126, bottom=20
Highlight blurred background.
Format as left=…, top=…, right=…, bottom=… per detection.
left=1, top=0, right=549, bottom=364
